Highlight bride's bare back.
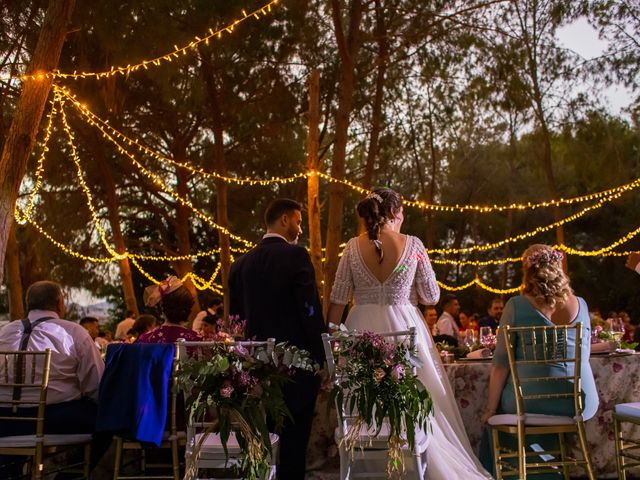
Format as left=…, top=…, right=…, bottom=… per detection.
left=356, top=229, right=408, bottom=284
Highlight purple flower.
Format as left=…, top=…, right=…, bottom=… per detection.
left=220, top=382, right=234, bottom=398
left=390, top=364, right=405, bottom=381
left=233, top=344, right=249, bottom=358
left=235, top=370, right=251, bottom=387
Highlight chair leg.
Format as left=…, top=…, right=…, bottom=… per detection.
left=339, top=444, right=350, bottom=480
left=576, top=420, right=595, bottom=480
left=490, top=427, right=503, bottom=480
left=614, top=415, right=626, bottom=480
left=113, top=437, right=123, bottom=480
left=83, top=443, right=92, bottom=479
left=516, top=422, right=526, bottom=480
left=557, top=432, right=570, bottom=480
left=171, top=438, right=180, bottom=480
left=33, top=443, right=44, bottom=480
left=414, top=453, right=424, bottom=480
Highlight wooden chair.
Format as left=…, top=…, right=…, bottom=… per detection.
left=613, top=402, right=640, bottom=479
left=487, top=324, right=595, bottom=480
left=177, top=339, right=279, bottom=480
left=322, top=327, right=428, bottom=480
left=0, top=349, right=92, bottom=480
left=112, top=345, right=185, bottom=480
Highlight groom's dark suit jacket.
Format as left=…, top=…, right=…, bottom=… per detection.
left=228, top=236, right=326, bottom=364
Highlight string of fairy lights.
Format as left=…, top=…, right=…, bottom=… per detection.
left=54, top=85, right=640, bottom=214
left=6, top=0, right=638, bottom=295
left=13, top=89, right=640, bottom=294
left=1, top=0, right=282, bottom=82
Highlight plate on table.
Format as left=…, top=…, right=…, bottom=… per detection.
left=456, top=356, right=493, bottom=363
left=591, top=349, right=635, bottom=357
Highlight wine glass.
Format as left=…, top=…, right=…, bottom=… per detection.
left=480, top=327, right=493, bottom=348
left=608, top=317, right=625, bottom=348
left=464, top=330, right=476, bottom=350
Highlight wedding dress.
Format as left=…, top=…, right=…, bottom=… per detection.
left=331, top=235, right=492, bottom=479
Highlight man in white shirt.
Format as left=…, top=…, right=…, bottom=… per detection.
left=0, top=281, right=107, bottom=472
left=191, top=297, right=223, bottom=334
left=424, top=306, right=439, bottom=335
left=115, top=310, right=137, bottom=341
left=435, top=294, right=461, bottom=339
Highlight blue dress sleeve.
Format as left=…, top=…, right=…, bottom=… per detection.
left=493, top=297, right=517, bottom=368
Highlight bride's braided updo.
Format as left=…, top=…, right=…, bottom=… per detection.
left=521, top=244, right=572, bottom=309
left=356, top=188, right=402, bottom=263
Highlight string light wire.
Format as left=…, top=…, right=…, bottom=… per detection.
left=6, top=0, right=281, bottom=82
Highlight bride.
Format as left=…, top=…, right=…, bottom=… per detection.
left=327, top=187, right=491, bottom=479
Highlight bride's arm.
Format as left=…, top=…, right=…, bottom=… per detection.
left=413, top=237, right=440, bottom=305
left=327, top=303, right=347, bottom=328
left=328, top=239, right=354, bottom=326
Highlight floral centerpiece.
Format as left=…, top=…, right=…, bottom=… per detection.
left=329, top=325, right=433, bottom=476
left=177, top=321, right=317, bottom=480
left=592, top=325, right=638, bottom=350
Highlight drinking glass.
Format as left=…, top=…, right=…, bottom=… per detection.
left=464, top=330, right=476, bottom=350
left=608, top=317, right=625, bottom=348
left=480, top=327, right=492, bottom=348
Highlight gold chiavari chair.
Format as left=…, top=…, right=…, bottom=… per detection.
left=112, top=345, right=185, bottom=480
left=322, top=328, right=428, bottom=480
left=613, top=402, right=640, bottom=479
left=487, top=324, right=595, bottom=480
left=0, top=349, right=92, bottom=480
left=177, top=339, right=279, bottom=480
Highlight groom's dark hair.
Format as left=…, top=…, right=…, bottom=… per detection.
left=265, top=199, right=302, bottom=226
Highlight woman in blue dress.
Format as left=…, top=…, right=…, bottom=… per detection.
left=479, top=244, right=599, bottom=477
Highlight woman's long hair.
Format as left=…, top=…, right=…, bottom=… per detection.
left=521, top=244, right=572, bottom=308
left=356, top=188, right=402, bottom=263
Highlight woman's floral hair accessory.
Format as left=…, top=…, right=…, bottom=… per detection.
left=366, top=192, right=383, bottom=203
left=143, top=275, right=183, bottom=306
left=524, top=249, right=563, bottom=269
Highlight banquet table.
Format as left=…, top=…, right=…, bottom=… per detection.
left=443, top=352, right=640, bottom=478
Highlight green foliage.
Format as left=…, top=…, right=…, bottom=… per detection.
left=176, top=341, right=316, bottom=480
left=329, top=327, right=432, bottom=475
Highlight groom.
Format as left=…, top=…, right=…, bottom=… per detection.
left=229, top=198, right=326, bottom=480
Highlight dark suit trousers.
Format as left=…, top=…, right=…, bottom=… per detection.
left=278, top=370, right=320, bottom=480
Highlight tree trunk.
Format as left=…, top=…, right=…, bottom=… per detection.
left=0, top=0, right=75, bottom=283
left=174, top=153, right=201, bottom=318
left=201, top=57, right=231, bottom=318
left=362, top=0, right=388, bottom=191
left=98, top=155, right=139, bottom=315
left=306, top=69, right=324, bottom=293
left=6, top=223, right=25, bottom=319
left=518, top=2, right=567, bottom=272
left=324, top=0, right=363, bottom=309
left=425, top=89, right=438, bottom=250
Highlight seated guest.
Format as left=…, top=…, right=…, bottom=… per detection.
left=115, top=310, right=137, bottom=341
left=192, top=296, right=223, bottom=335
left=0, top=281, right=108, bottom=472
left=138, top=277, right=201, bottom=344
left=435, top=294, right=460, bottom=339
left=200, top=313, right=222, bottom=340
left=80, top=316, right=100, bottom=347
left=478, top=298, right=504, bottom=334
left=424, top=305, right=438, bottom=335
left=479, top=245, right=598, bottom=474
left=95, top=329, right=110, bottom=351
left=458, top=309, right=477, bottom=336
left=619, top=311, right=635, bottom=342
left=128, top=314, right=158, bottom=342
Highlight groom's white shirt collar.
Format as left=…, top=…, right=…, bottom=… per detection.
left=263, top=233, right=289, bottom=243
